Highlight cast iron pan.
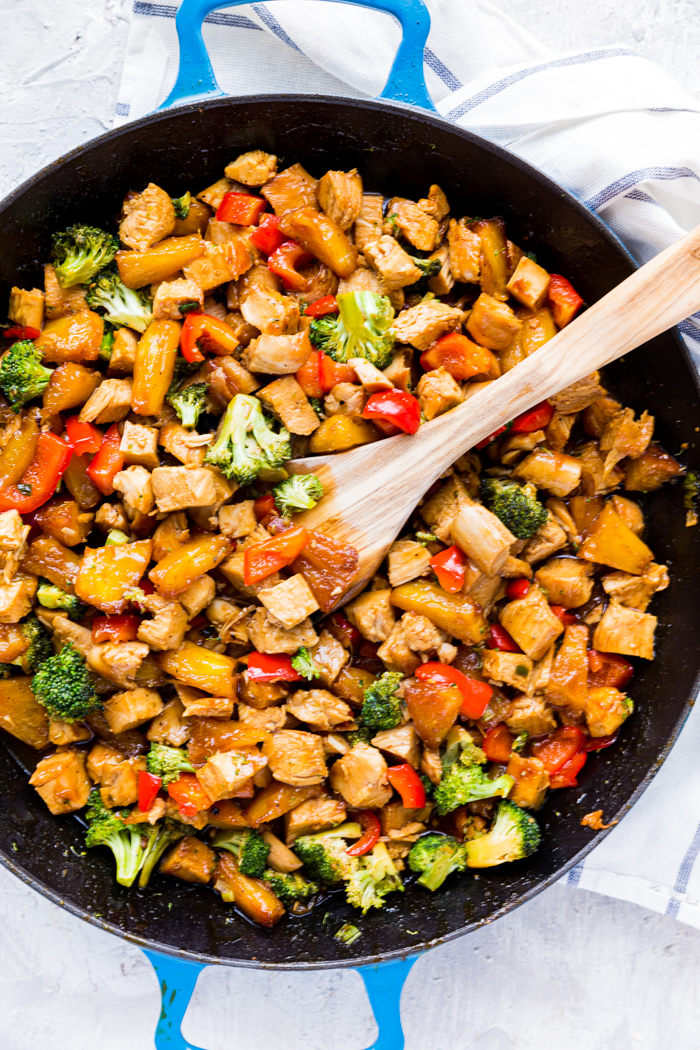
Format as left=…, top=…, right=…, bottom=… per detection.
left=0, top=3, right=698, bottom=969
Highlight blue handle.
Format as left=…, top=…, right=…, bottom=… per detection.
left=159, top=0, right=435, bottom=111
left=143, top=949, right=419, bottom=1049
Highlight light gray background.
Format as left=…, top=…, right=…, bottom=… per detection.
left=2, top=3, right=700, bottom=1047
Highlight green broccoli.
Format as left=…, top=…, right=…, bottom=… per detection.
left=32, top=643, right=100, bottom=723
left=405, top=255, right=442, bottom=296
left=212, top=828, right=271, bottom=878
left=0, top=340, right=53, bottom=412
left=146, top=743, right=196, bottom=787
left=361, top=671, right=404, bottom=732
left=345, top=841, right=403, bottom=914
left=99, top=325, right=115, bottom=362
left=479, top=477, right=548, bottom=540
left=264, top=869, right=320, bottom=905
left=205, top=393, right=291, bottom=484
left=309, top=291, right=395, bottom=369
left=138, top=817, right=189, bottom=888
left=168, top=354, right=201, bottom=396
left=86, top=269, right=154, bottom=333
left=294, top=822, right=362, bottom=885
left=172, top=190, right=191, bottom=220
left=167, top=382, right=208, bottom=428
left=441, top=726, right=486, bottom=773
left=37, top=579, right=87, bottom=620
left=291, top=646, right=321, bottom=680
left=84, top=790, right=152, bottom=887
left=273, top=473, right=324, bottom=515
left=464, top=799, right=541, bottom=868
left=335, top=923, right=361, bottom=945
left=51, top=224, right=119, bottom=288
left=346, top=726, right=373, bottom=747
left=408, top=833, right=469, bottom=891
left=14, top=616, right=53, bottom=673
left=434, top=751, right=514, bottom=816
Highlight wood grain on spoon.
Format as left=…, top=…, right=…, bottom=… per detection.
left=290, top=222, right=700, bottom=604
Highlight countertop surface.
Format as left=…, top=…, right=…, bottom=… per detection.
left=2, top=3, right=700, bottom=1048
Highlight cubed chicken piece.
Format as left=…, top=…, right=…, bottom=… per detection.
left=247, top=608, right=318, bottom=655
left=287, top=688, right=353, bottom=731
left=238, top=702, right=288, bottom=734
left=549, top=372, right=606, bottom=413
left=138, top=598, right=189, bottom=651
left=387, top=539, right=431, bottom=587
left=467, top=293, right=521, bottom=351
left=545, top=498, right=580, bottom=547
left=363, top=235, right=422, bottom=291
left=147, top=697, right=190, bottom=747
left=220, top=551, right=279, bottom=599
left=513, top=449, right=582, bottom=497
left=585, top=686, right=632, bottom=738
left=48, top=720, right=91, bottom=746
left=401, top=611, right=448, bottom=653
left=576, top=442, right=624, bottom=496
left=113, top=465, right=154, bottom=515
left=330, top=743, right=392, bottom=809
left=208, top=356, right=261, bottom=401
left=120, top=421, right=159, bottom=471
left=0, top=510, right=30, bottom=583
left=108, top=327, right=138, bottom=374
left=151, top=466, right=217, bottom=512
left=535, top=557, right=595, bottom=608
left=308, top=629, right=348, bottom=687
left=159, top=422, right=207, bottom=468
left=196, top=747, right=268, bottom=802
left=353, top=194, right=384, bottom=252
left=345, top=588, right=395, bottom=643
left=197, top=177, right=240, bottom=211
left=371, top=724, right=420, bottom=768
left=505, top=256, right=551, bottom=310
left=262, top=729, right=327, bottom=786
left=323, top=382, right=366, bottom=416
left=183, top=240, right=252, bottom=292
left=392, top=300, right=463, bottom=351
left=521, top=512, right=569, bottom=565
left=284, top=796, right=347, bottom=842
left=100, top=758, right=140, bottom=809
left=451, top=502, right=516, bottom=577
left=103, top=688, right=164, bottom=733
left=377, top=619, right=421, bottom=675
left=426, top=242, right=454, bottom=296
left=601, top=563, right=669, bottom=612
left=386, top=197, right=439, bottom=251
left=498, top=430, right=546, bottom=467
left=505, top=752, right=549, bottom=810
left=160, top=836, right=217, bottom=884
left=258, top=574, right=320, bottom=631
left=447, top=218, right=481, bottom=282
left=504, top=694, right=557, bottom=737
left=420, top=476, right=472, bottom=542
left=421, top=746, right=442, bottom=785
left=348, top=357, right=394, bottom=394
left=86, top=742, right=126, bottom=783
left=466, top=569, right=504, bottom=617
left=79, top=378, right=133, bottom=424
left=500, top=584, right=563, bottom=660
left=543, top=411, right=576, bottom=453
left=257, top=375, right=320, bottom=436
left=225, top=150, right=278, bottom=186
left=481, top=649, right=534, bottom=691
left=592, top=603, right=656, bottom=660
left=240, top=283, right=300, bottom=336
left=0, top=573, right=37, bottom=623
left=599, top=408, right=654, bottom=475
left=243, top=331, right=312, bottom=375
left=97, top=639, right=150, bottom=690
left=500, top=556, right=533, bottom=579
left=261, top=162, right=318, bottom=216
left=120, top=183, right=175, bottom=251
left=416, top=367, right=463, bottom=421
left=316, top=169, right=363, bottom=230
left=609, top=495, right=645, bottom=535
left=29, top=748, right=92, bottom=815
left=338, top=259, right=385, bottom=297
left=582, top=396, right=623, bottom=439
left=418, top=184, right=449, bottom=222
left=152, top=277, right=204, bottom=320
left=205, top=220, right=254, bottom=250
left=44, top=263, right=87, bottom=320
left=9, top=286, right=44, bottom=330
left=218, top=501, right=257, bottom=539
left=180, top=575, right=216, bottom=618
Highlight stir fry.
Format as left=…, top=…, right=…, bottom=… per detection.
left=0, top=151, right=684, bottom=931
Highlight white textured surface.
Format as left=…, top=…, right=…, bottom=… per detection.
left=2, top=2, right=700, bottom=1047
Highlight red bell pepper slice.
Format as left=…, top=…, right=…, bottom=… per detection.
left=386, top=764, right=426, bottom=808
left=548, top=274, right=583, bottom=328
left=487, top=625, right=522, bottom=653
left=475, top=423, right=511, bottom=450
left=550, top=750, right=587, bottom=788
left=253, top=493, right=277, bottom=522
left=511, top=401, right=554, bottom=434
left=86, top=424, right=124, bottom=496
left=296, top=351, right=325, bottom=400
left=581, top=732, right=618, bottom=752
left=329, top=611, right=361, bottom=648
left=506, top=578, right=530, bottom=601
left=415, top=662, right=493, bottom=719
left=216, top=191, right=266, bottom=225
left=180, top=312, right=239, bottom=363
left=243, top=525, right=311, bottom=585
left=530, top=725, right=585, bottom=774
left=420, top=332, right=492, bottom=380
left=482, top=723, right=514, bottom=763
left=268, top=240, right=313, bottom=291
left=137, top=770, right=162, bottom=813
left=0, top=432, right=73, bottom=514
left=319, top=354, right=356, bottom=392
left=247, top=651, right=302, bottom=683
left=363, top=390, right=421, bottom=435
left=305, top=295, right=339, bottom=318
left=249, top=213, right=285, bottom=255
left=4, top=325, right=41, bottom=340
left=65, top=416, right=103, bottom=456
left=429, top=545, right=466, bottom=593
left=551, top=605, right=578, bottom=625
left=587, top=650, right=634, bottom=689
left=345, top=810, right=381, bottom=857
left=92, top=614, right=142, bottom=645
left=167, top=774, right=212, bottom=818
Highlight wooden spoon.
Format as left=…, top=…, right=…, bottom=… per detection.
left=291, top=223, right=700, bottom=603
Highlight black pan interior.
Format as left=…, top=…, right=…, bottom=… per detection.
left=0, top=96, right=698, bottom=969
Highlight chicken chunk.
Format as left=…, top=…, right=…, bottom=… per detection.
left=100, top=758, right=141, bottom=809
left=505, top=256, right=551, bottom=310
left=103, top=688, right=164, bottom=733
left=348, top=357, right=394, bottom=394
left=119, top=183, right=175, bottom=251
left=506, top=752, right=549, bottom=810
left=79, top=378, right=133, bottom=424
left=535, top=557, right=595, bottom=609
left=0, top=572, right=37, bottom=623
left=451, top=502, right=516, bottom=577
left=317, top=169, right=363, bottom=230
left=239, top=267, right=300, bottom=335
left=392, top=300, right=463, bottom=351
left=330, top=743, right=392, bottom=809
left=386, top=197, right=439, bottom=251
left=262, top=730, right=327, bottom=786
left=152, top=277, right=204, bottom=320
left=481, top=649, right=534, bottom=691
left=376, top=619, right=421, bottom=675
left=521, top=513, right=569, bottom=565
left=147, top=697, right=190, bottom=747
left=113, top=465, right=154, bottom=515
left=87, top=742, right=126, bottom=783
left=258, top=376, right=320, bottom=436
left=0, top=510, right=30, bottom=583
left=416, top=367, right=463, bottom=421
left=585, top=686, right=632, bottom=738
left=601, top=563, right=669, bottom=612
left=592, top=603, right=656, bottom=660
left=371, top=724, right=420, bottom=768
left=425, top=242, right=454, bottom=296
left=345, top=588, right=395, bottom=643
left=323, top=382, right=366, bottom=416
left=387, top=538, right=431, bottom=587
left=504, top=694, right=557, bottom=737
left=243, top=331, right=313, bottom=375
left=545, top=411, right=576, bottom=452
left=29, top=748, right=92, bottom=815
left=137, top=596, right=189, bottom=651
left=550, top=372, right=606, bottom=413
left=261, top=162, right=318, bottom=216
left=363, top=235, right=422, bottom=291
left=218, top=501, right=256, bottom=540
left=48, top=720, right=91, bottom=746
left=337, top=259, right=385, bottom=297
left=158, top=422, right=207, bottom=468
left=513, top=449, right=582, bottom=498
left=420, top=476, right=472, bottom=542
left=353, top=194, right=384, bottom=252
left=308, top=629, right=348, bottom=687
left=246, top=608, right=318, bottom=655
left=287, top=688, right=353, bottom=731
left=44, top=264, right=86, bottom=320
left=258, top=574, right=320, bottom=631
left=467, top=293, right=521, bottom=351
left=401, top=611, right=448, bottom=653
left=180, top=575, right=216, bottom=618
left=225, top=150, right=278, bottom=186
left=284, top=796, right=347, bottom=842
left=500, top=584, right=564, bottom=660
left=599, top=408, right=654, bottom=475
left=9, top=286, right=44, bottom=330
left=151, top=466, right=218, bottom=513
left=108, top=327, right=138, bottom=374
left=196, top=747, right=268, bottom=802
left=120, top=421, right=159, bottom=471
left=183, top=240, right=252, bottom=292
left=447, top=218, right=481, bottom=283
left=160, top=837, right=217, bottom=884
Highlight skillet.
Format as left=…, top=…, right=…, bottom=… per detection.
left=0, top=0, right=698, bottom=970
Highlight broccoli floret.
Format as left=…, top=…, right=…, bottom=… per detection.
left=408, top=833, right=468, bottom=891
left=480, top=477, right=548, bottom=540
left=346, top=726, right=373, bottom=747
left=15, top=616, right=53, bottom=673
left=167, top=355, right=201, bottom=397
left=405, top=255, right=442, bottom=296
left=0, top=340, right=53, bottom=412
left=146, top=743, right=195, bottom=786
left=32, top=642, right=100, bottom=723
left=167, top=382, right=207, bottom=428
left=420, top=773, right=435, bottom=798
left=205, top=393, right=291, bottom=484
left=273, top=473, right=324, bottom=515
left=172, top=191, right=191, bottom=220
left=361, top=671, right=404, bottom=732
left=441, top=726, right=486, bottom=773
left=294, top=822, right=362, bottom=885
left=99, top=325, right=115, bottom=362
left=264, top=869, right=320, bottom=905
left=84, top=790, right=152, bottom=887
left=309, top=291, right=395, bottom=369
left=86, top=269, right=154, bottom=333
left=434, top=753, right=514, bottom=816
left=213, top=828, right=271, bottom=877
left=52, top=224, right=119, bottom=289
left=345, top=841, right=403, bottom=914
left=138, top=817, right=189, bottom=888
left=291, top=646, right=321, bottom=681
left=37, top=579, right=87, bottom=620
left=464, top=799, right=541, bottom=868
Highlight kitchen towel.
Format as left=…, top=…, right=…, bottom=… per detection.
left=115, top=0, right=700, bottom=928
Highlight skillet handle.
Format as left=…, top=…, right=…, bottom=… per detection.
left=144, top=950, right=208, bottom=1050
left=357, top=956, right=419, bottom=1050
left=159, top=0, right=435, bottom=111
